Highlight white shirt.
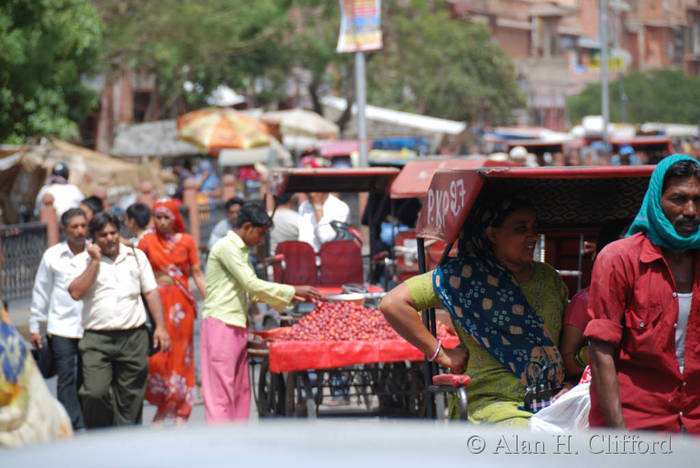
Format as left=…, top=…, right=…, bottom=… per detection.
left=270, top=208, right=300, bottom=254
left=68, top=246, right=157, bottom=331
left=129, top=229, right=152, bottom=248
left=208, top=218, right=234, bottom=252
left=676, top=292, right=692, bottom=374
left=29, top=242, right=84, bottom=338
left=34, top=183, right=84, bottom=218
left=297, top=194, right=350, bottom=252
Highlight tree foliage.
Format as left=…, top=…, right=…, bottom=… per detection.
left=286, top=0, right=525, bottom=125
left=365, top=0, right=525, bottom=124
left=93, top=0, right=291, bottom=115
left=0, top=0, right=102, bottom=144
left=567, top=69, right=700, bottom=124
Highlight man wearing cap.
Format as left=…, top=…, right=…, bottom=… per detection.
left=586, top=155, right=700, bottom=433
left=34, top=162, right=84, bottom=218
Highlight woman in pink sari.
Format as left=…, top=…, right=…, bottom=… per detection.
left=138, top=199, right=206, bottom=425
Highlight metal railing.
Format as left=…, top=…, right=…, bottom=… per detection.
left=198, top=200, right=227, bottom=249
left=1, top=202, right=226, bottom=302
left=1, top=222, right=47, bottom=302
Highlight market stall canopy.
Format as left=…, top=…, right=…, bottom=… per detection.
left=320, top=140, right=360, bottom=158
left=268, top=167, right=399, bottom=196
left=262, top=109, right=339, bottom=139
left=322, top=96, right=466, bottom=135
left=0, top=140, right=175, bottom=224
left=639, top=122, right=699, bottom=138
left=390, top=157, right=517, bottom=199
left=505, top=139, right=569, bottom=156
left=219, top=136, right=292, bottom=167
left=176, top=108, right=270, bottom=155
left=609, top=135, right=673, bottom=153
left=416, top=165, right=655, bottom=243
left=111, top=120, right=203, bottom=158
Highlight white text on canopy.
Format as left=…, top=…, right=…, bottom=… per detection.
left=426, top=179, right=466, bottom=232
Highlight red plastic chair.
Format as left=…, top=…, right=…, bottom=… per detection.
left=273, top=241, right=318, bottom=285
left=318, top=240, right=364, bottom=286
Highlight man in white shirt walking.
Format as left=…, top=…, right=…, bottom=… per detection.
left=68, top=212, right=170, bottom=428
left=34, top=162, right=84, bottom=219
left=297, top=192, right=350, bottom=251
left=29, top=207, right=88, bottom=430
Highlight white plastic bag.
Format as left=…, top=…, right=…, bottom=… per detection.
left=529, top=381, right=591, bottom=433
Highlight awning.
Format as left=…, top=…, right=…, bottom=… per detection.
left=218, top=137, right=292, bottom=167
left=320, top=140, right=360, bottom=158
left=609, top=135, right=673, bottom=154
left=389, top=157, right=517, bottom=199
left=416, top=165, right=654, bottom=243
left=267, top=167, right=399, bottom=196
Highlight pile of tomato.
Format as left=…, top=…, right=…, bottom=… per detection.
left=280, top=302, right=452, bottom=342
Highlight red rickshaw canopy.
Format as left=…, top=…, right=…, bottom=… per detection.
left=267, top=167, right=399, bottom=195
left=609, top=135, right=673, bottom=153
left=389, top=157, right=518, bottom=199
left=415, top=165, right=655, bottom=243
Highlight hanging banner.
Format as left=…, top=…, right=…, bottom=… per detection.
left=336, top=0, right=383, bottom=53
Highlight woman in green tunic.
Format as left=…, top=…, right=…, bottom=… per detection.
left=380, top=197, right=570, bottom=426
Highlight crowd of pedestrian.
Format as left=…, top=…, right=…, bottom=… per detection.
left=487, top=137, right=700, bottom=168
left=2, top=159, right=355, bottom=441
left=5, top=147, right=700, bottom=445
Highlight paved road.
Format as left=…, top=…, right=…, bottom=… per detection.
left=7, top=296, right=380, bottom=427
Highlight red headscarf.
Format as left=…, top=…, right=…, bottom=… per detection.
left=152, top=198, right=186, bottom=234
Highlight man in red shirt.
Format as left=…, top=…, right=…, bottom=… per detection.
left=585, top=155, right=700, bottom=433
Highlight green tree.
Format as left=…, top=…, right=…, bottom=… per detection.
left=287, top=0, right=525, bottom=126
left=94, top=0, right=291, bottom=116
left=367, top=0, right=524, bottom=124
left=0, top=0, right=102, bottom=144
left=567, top=69, right=700, bottom=124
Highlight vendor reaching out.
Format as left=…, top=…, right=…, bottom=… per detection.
left=200, top=202, right=321, bottom=423
left=380, top=197, right=570, bottom=425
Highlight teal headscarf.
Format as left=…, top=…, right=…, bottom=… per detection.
left=627, top=154, right=700, bottom=252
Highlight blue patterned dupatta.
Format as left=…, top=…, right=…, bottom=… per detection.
left=432, top=199, right=565, bottom=388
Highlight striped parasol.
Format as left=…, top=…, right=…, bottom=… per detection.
left=176, top=108, right=270, bottom=156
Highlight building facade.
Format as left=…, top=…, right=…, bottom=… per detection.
left=449, top=0, right=700, bottom=130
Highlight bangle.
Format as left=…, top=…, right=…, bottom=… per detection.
left=428, top=339, right=442, bottom=362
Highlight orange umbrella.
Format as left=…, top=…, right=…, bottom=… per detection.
left=176, top=108, right=270, bottom=156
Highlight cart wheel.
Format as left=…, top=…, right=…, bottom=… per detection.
left=406, top=364, right=426, bottom=417
left=257, top=362, right=285, bottom=416
left=356, top=365, right=373, bottom=411
left=377, top=362, right=409, bottom=414
left=313, top=371, right=324, bottom=407
left=285, top=371, right=317, bottom=418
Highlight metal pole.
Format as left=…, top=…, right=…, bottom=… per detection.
left=600, top=0, right=610, bottom=152
left=619, top=73, right=627, bottom=122
left=417, top=237, right=435, bottom=419
left=355, top=51, right=368, bottom=167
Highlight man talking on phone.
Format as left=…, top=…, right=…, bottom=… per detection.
left=68, top=212, right=170, bottom=428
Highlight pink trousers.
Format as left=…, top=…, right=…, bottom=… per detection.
left=200, top=317, right=250, bottom=423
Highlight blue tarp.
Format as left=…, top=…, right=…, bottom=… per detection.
left=371, top=137, right=429, bottom=155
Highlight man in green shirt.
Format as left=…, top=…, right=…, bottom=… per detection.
left=200, top=202, right=320, bottom=423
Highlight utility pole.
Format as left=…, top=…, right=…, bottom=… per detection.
left=600, top=0, right=610, bottom=152
left=619, top=75, right=627, bottom=122
left=355, top=52, right=368, bottom=167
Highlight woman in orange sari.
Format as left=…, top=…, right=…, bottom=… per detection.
left=139, top=199, right=206, bottom=425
